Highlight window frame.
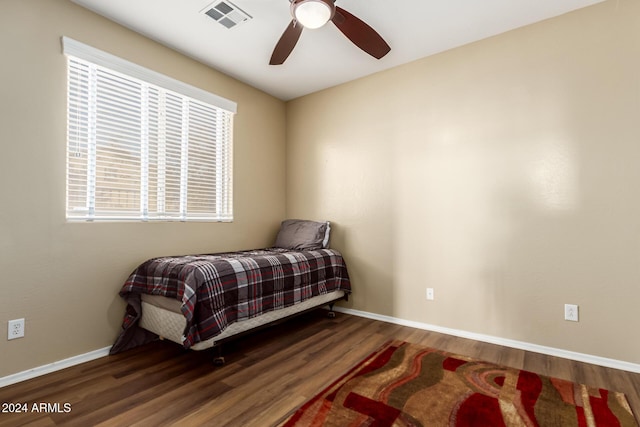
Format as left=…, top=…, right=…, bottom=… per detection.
left=62, top=37, right=236, bottom=222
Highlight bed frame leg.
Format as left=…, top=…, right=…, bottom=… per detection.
left=327, top=303, right=337, bottom=319
left=213, top=345, right=225, bottom=366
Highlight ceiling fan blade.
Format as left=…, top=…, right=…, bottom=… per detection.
left=331, top=6, right=390, bottom=59
left=270, top=20, right=304, bottom=65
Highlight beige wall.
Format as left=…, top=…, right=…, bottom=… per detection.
left=286, top=0, right=640, bottom=364
left=0, top=0, right=286, bottom=377
left=3, top=0, right=639, bottom=380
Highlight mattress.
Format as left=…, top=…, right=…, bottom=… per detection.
left=140, top=290, right=346, bottom=351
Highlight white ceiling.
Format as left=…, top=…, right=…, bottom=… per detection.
left=70, top=0, right=603, bottom=101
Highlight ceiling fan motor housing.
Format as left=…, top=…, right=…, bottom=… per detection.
left=291, top=0, right=336, bottom=29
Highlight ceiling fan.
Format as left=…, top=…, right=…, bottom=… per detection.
left=270, top=0, right=391, bottom=65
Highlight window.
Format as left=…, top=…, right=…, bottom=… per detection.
left=62, top=37, right=236, bottom=222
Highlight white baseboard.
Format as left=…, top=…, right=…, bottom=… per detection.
left=333, top=306, right=640, bottom=374
left=3, top=306, right=640, bottom=388
left=0, top=346, right=111, bottom=388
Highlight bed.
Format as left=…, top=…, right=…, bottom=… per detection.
left=110, top=220, right=351, bottom=363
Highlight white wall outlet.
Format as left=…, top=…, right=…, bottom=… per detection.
left=564, top=304, right=579, bottom=322
left=8, top=318, right=25, bottom=340
left=426, top=288, right=434, bottom=301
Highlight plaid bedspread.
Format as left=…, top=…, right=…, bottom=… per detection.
left=110, top=248, right=351, bottom=353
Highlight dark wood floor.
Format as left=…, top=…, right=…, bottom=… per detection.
left=1, top=311, right=639, bottom=426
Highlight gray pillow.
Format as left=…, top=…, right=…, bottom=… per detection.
left=274, top=219, right=329, bottom=250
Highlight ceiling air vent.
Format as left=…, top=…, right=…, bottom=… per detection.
left=202, top=1, right=252, bottom=29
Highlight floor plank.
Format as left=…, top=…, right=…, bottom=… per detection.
left=0, top=311, right=638, bottom=426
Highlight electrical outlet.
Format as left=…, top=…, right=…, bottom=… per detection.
left=564, top=304, right=579, bottom=322
left=426, top=288, right=434, bottom=301
left=8, top=318, right=25, bottom=340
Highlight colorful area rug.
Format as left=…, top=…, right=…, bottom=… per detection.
left=282, top=340, right=638, bottom=426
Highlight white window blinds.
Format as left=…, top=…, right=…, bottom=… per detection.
left=63, top=37, right=235, bottom=222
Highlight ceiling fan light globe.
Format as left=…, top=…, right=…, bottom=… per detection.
left=293, top=0, right=333, bottom=29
